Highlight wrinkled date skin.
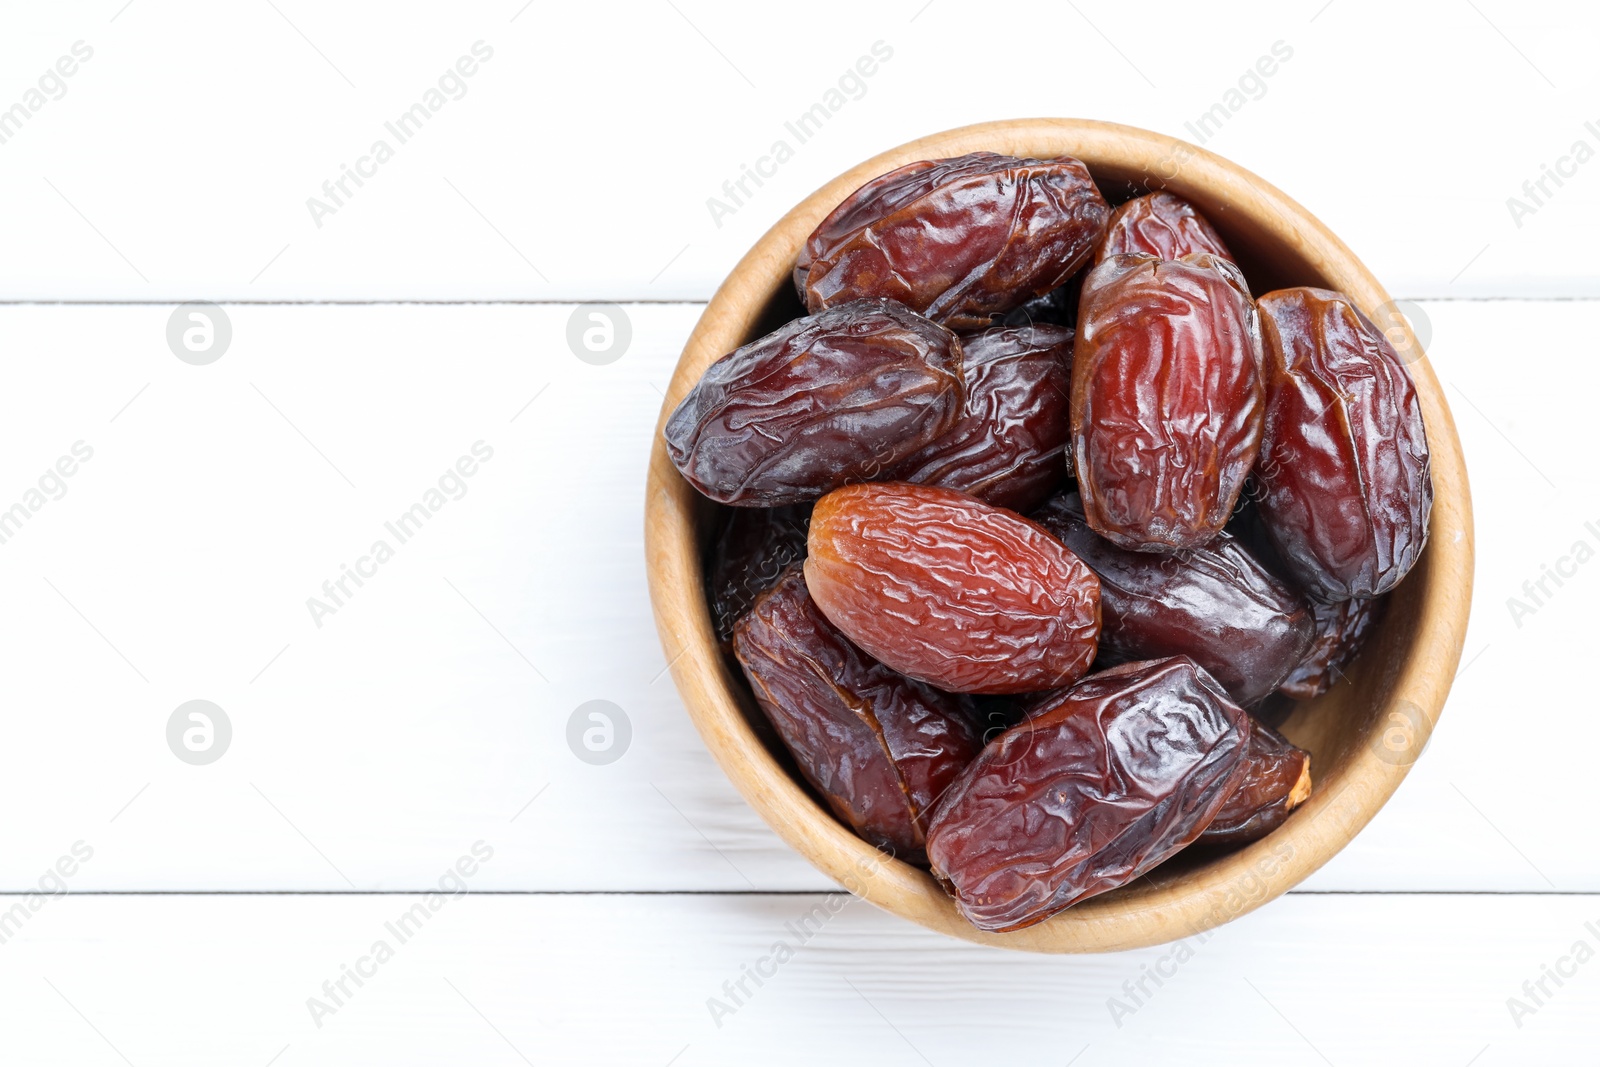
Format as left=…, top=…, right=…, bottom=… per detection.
left=1033, top=491, right=1314, bottom=706
left=925, top=657, right=1252, bottom=932
left=889, top=324, right=1074, bottom=513
left=1255, top=287, right=1433, bottom=601
left=1072, top=253, right=1265, bottom=552
left=804, top=482, right=1101, bottom=695
left=706, top=504, right=811, bottom=644
left=1094, top=191, right=1234, bottom=264
left=665, top=298, right=964, bottom=506
left=1197, top=719, right=1312, bottom=846
left=734, top=567, right=981, bottom=862
left=795, top=152, right=1111, bottom=330
left=1279, top=595, right=1385, bottom=701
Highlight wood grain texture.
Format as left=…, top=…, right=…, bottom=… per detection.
left=0, top=299, right=1583, bottom=895
left=645, top=120, right=1475, bottom=951
left=4, top=892, right=1595, bottom=1065
left=0, top=4, right=1591, bottom=1056
left=0, top=2, right=1591, bottom=301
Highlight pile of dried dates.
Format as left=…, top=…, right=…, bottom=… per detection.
left=666, top=151, right=1433, bottom=933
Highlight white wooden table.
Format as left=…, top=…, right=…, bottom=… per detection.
left=2, top=1, right=1595, bottom=1062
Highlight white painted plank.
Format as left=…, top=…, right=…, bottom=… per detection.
left=0, top=299, right=1592, bottom=892
left=0, top=1, right=1593, bottom=301
left=0, top=892, right=1596, bottom=1064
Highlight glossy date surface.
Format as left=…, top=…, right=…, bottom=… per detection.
left=1072, top=253, right=1265, bottom=552
left=706, top=504, right=811, bottom=644
left=664, top=298, right=964, bottom=506
left=1255, top=287, right=1433, bottom=601
left=1279, top=595, right=1385, bottom=701
left=733, top=567, right=980, bottom=861
left=1197, top=718, right=1312, bottom=846
left=1095, top=191, right=1234, bottom=264
left=796, top=152, right=1111, bottom=330
left=925, top=657, right=1252, bottom=931
left=1032, top=490, right=1314, bottom=706
left=804, top=482, right=1101, bottom=695
left=890, top=323, right=1074, bottom=513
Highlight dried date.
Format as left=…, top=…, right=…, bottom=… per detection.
left=1278, top=595, right=1385, bottom=701
left=1072, top=253, right=1265, bottom=552
left=706, top=504, right=811, bottom=644
left=1033, top=490, right=1314, bottom=706
left=804, top=482, right=1101, bottom=694
left=1254, top=287, right=1433, bottom=601
left=734, top=567, right=980, bottom=862
left=1095, top=191, right=1234, bottom=264
left=1196, top=718, right=1311, bottom=846
left=796, top=152, right=1111, bottom=330
left=925, top=657, right=1252, bottom=932
left=889, top=323, right=1074, bottom=513
left=664, top=299, right=964, bottom=506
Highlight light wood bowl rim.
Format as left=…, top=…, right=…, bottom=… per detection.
left=643, top=118, right=1474, bottom=953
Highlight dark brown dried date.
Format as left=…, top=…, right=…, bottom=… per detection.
left=706, top=504, right=811, bottom=644
left=925, top=657, right=1252, bottom=932
left=1072, top=253, right=1265, bottom=552
left=1254, top=287, right=1433, bottom=601
left=734, top=567, right=980, bottom=862
left=1278, top=595, right=1385, bottom=701
left=1033, top=490, right=1314, bottom=706
left=804, top=482, right=1101, bottom=695
left=1197, top=719, right=1311, bottom=846
left=796, top=152, right=1111, bottom=330
left=1095, top=191, right=1234, bottom=264
left=889, top=324, right=1074, bottom=513
left=664, top=299, right=964, bottom=506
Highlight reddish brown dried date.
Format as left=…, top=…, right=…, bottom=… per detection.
left=1033, top=490, right=1314, bottom=706
left=1094, top=191, right=1234, bottom=264
left=706, top=504, right=811, bottom=644
left=1197, top=719, right=1311, bottom=846
left=804, top=482, right=1101, bottom=695
left=733, top=567, right=980, bottom=862
left=1279, top=595, right=1385, bottom=701
left=796, top=152, right=1111, bottom=330
left=889, top=324, right=1074, bottom=513
left=1072, top=253, right=1265, bottom=552
left=1254, top=287, right=1433, bottom=601
left=925, top=657, right=1252, bottom=931
left=664, top=298, right=964, bottom=507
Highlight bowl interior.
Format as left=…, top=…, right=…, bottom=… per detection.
left=646, top=119, right=1473, bottom=952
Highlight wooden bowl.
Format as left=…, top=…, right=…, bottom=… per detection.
left=644, top=118, right=1474, bottom=952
